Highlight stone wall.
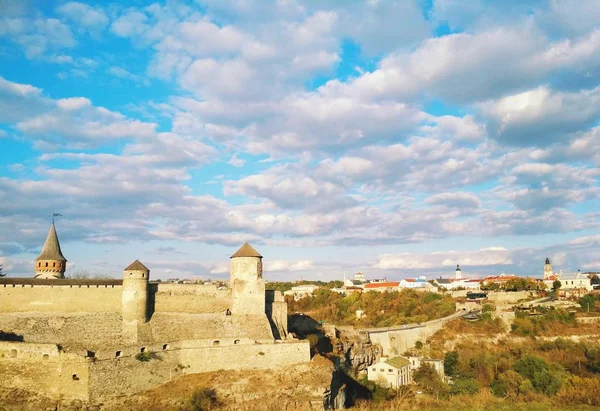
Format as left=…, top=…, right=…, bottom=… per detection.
left=0, top=283, right=122, bottom=313
left=147, top=312, right=275, bottom=342
left=0, top=341, right=90, bottom=401
left=0, top=312, right=122, bottom=347
left=89, top=340, right=310, bottom=402
left=153, top=283, right=231, bottom=314
left=266, top=290, right=288, bottom=339
left=487, top=291, right=534, bottom=304
left=1, top=339, right=311, bottom=403
left=368, top=313, right=463, bottom=355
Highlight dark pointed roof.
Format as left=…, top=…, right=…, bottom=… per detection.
left=545, top=257, right=551, bottom=265
left=456, top=264, right=461, bottom=271
left=124, top=260, right=149, bottom=271
left=36, top=223, right=67, bottom=262
left=231, top=242, right=262, bottom=258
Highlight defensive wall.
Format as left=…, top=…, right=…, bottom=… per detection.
left=0, top=279, right=232, bottom=315
left=449, top=290, right=535, bottom=303
left=367, top=311, right=466, bottom=355
left=0, top=339, right=310, bottom=403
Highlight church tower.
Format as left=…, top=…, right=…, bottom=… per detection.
left=455, top=264, right=462, bottom=280
left=35, top=223, right=67, bottom=279
left=121, top=260, right=150, bottom=343
left=230, top=242, right=265, bottom=315
left=544, top=257, right=553, bottom=279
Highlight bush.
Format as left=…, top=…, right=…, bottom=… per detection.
left=444, top=351, right=458, bottom=376
left=450, top=378, right=480, bottom=396
left=180, top=387, right=219, bottom=411
left=135, top=352, right=153, bottom=362
left=513, top=355, right=562, bottom=395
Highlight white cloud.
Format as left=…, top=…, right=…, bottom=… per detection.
left=56, top=97, right=92, bottom=111
left=57, top=2, right=109, bottom=33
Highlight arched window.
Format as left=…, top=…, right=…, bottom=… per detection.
left=45, top=262, right=48, bottom=267
left=234, top=339, right=240, bottom=345
left=38, top=262, right=41, bottom=267
left=212, top=340, right=220, bottom=346
left=53, top=262, right=56, bottom=267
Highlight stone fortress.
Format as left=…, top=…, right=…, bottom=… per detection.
left=0, top=223, right=310, bottom=403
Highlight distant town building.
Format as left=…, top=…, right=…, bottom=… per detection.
left=559, top=270, right=593, bottom=292
left=544, top=257, right=554, bottom=279
left=455, top=264, right=462, bottom=280
left=368, top=356, right=412, bottom=389
left=363, top=281, right=400, bottom=292
left=408, top=356, right=445, bottom=379
left=283, top=284, right=320, bottom=300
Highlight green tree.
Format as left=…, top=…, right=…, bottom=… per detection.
left=413, top=363, right=448, bottom=399
left=450, top=378, right=480, bottom=396
left=444, top=351, right=459, bottom=376
left=513, top=354, right=562, bottom=395
left=579, top=294, right=596, bottom=312
left=552, top=280, right=562, bottom=292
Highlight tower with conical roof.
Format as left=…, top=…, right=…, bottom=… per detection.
left=35, top=223, right=67, bottom=279
left=455, top=264, right=462, bottom=280
left=544, top=257, right=553, bottom=279
left=230, top=242, right=265, bottom=315
left=122, top=259, right=150, bottom=343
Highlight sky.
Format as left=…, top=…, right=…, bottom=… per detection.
left=1, top=0, right=600, bottom=281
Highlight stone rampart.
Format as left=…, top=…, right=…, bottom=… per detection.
left=0, top=339, right=310, bottom=403
left=147, top=312, right=274, bottom=342
left=153, top=283, right=231, bottom=314
left=0, top=312, right=122, bottom=346
left=0, top=341, right=89, bottom=401
left=367, top=312, right=464, bottom=355
left=0, top=283, right=122, bottom=313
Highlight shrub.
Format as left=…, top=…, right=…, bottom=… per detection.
left=135, top=352, right=160, bottom=362
left=450, top=378, right=480, bottom=396
left=444, top=351, right=458, bottom=376
left=180, top=387, right=219, bottom=411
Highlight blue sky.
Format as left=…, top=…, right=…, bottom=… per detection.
left=1, top=0, right=600, bottom=281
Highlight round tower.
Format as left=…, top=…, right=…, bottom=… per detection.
left=35, top=223, right=67, bottom=279
left=455, top=264, right=462, bottom=280
left=122, top=260, right=149, bottom=342
left=230, top=242, right=265, bottom=315
left=544, top=257, right=553, bottom=279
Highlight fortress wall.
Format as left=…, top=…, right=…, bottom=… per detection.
left=89, top=341, right=310, bottom=402
left=487, top=290, right=534, bottom=303
left=89, top=350, right=180, bottom=403
left=0, top=342, right=89, bottom=401
left=0, top=284, right=122, bottom=313
left=153, top=283, right=231, bottom=314
left=0, top=313, right=122, bottom=347
left=179, top=340, right=311, bottom=374
left=148, top=312, right=274, bottom=342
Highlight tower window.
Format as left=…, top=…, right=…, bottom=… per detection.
left=142, top=273, right=145, bottom=278
left=53, top=262, right=56, bottom=267
left=234, top=339, right=240, bottom=345
left=140, top=347, right=146, bottom=353
left=162, top=344, right=169, bottom=350
left=212, top=340, right=220, bottom=346
left=38, top=263, right=41, bottom=267
left=45, top=262, right=48, bottom=267
left=115, top=351, right=122, bottom=358
left=72, top=374, right=79, bottom=381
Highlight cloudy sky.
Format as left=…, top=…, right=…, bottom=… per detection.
left=1, top=0, right=599, bottom=281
